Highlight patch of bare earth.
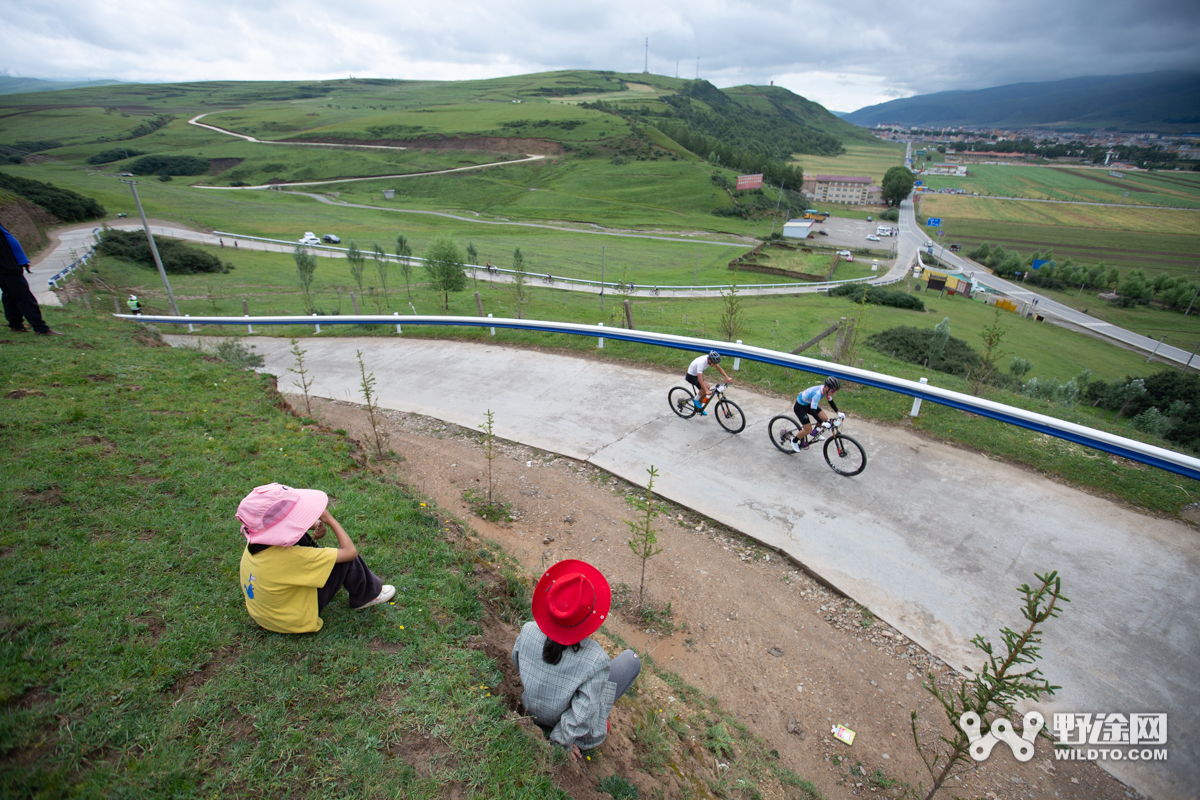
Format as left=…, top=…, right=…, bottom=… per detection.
left=301, top=395, right=1139, bottom=800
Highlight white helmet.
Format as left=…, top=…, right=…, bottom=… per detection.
left=129, top=295, right=137, bottom=300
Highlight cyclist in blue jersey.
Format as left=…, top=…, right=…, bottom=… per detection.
left=685, top=350, right=733, bottom=416
left=781, top=376, right=845, bottom=451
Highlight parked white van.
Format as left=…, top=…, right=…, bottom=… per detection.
left=298, top=232, right=320, bottom=245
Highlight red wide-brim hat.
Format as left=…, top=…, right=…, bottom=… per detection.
left=531, top=559, right=612, bottom=645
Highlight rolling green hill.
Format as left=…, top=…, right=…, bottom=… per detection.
left=0, top=70, right=868, bottom=229
left=843, top=70, right=1200, bottom=132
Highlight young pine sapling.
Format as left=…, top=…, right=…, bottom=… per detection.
left=288, top=338, right=315, bottom=416
left=626, top=465, right=664, bottom=609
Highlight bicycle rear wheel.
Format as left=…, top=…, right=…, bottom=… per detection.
left=714, top=398, right=745, bottom=433
left=668, top=386, right=698, bottom=418
left=823, top=434, right=867, bottom=476
left=768, top=415, right=802, bottom=453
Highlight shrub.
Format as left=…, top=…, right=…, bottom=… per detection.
left=1089, top=372, right=1200, bottom=453
left=0, top=171, right=105, bottom=221
left=86, top=148, right=145, bottom=165
left=99, top=228, right=233, bottom=275
left=1130, top=407, right=1172, bottom=438
left=879, top=207, right=900, bottom=222
left=829, top=283, right=925, bottom=311
left=129, top=154, right=210, bottom=176
left=867, top=326, right=981, bottom=375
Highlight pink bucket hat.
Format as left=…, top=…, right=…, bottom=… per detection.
left=236, top=483, right=327, bottom=546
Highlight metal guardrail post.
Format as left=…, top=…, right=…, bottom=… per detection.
left=488, top=313, right=494, bottom=336
left=597, top=322, right=604, bottom=349
left=910, top=377, right=928, bottom=417
left=733, top=341, right=742, bottom=371
left=312, top=313, right=320, bottom=334
left=394, top=312, right=402, bottom=334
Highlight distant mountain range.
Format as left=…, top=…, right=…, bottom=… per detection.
left=842, top=71, right=1200, bottom=133
left=0, top=77, right=124, bottom=95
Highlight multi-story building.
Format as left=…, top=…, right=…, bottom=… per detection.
left=808, top=175, right=872, bottom=205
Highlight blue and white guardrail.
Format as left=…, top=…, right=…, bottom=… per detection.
left=114, top=312, right=1200, bottom=481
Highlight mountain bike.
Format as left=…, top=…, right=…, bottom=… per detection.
left=767, top=414, right=866, bottom=476
left=668, top=383, right=745, bottom=433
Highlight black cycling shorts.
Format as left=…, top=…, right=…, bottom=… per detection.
left=686, top=373, right=702, bottom=390
left=794, top=401, right=821, bottom=426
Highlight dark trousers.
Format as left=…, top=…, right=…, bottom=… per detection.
left=294, top=533, right=383, bottom=610
left=0, top=269, right=48, bottom=333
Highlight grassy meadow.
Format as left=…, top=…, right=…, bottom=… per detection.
left=789, top=140, right=905, bottom=185
left=0, top=311, right=810, bottom=798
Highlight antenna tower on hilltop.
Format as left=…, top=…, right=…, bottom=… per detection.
left=643, top=37, right=649, bottom=74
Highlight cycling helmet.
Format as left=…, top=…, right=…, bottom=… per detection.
left=824, top=376, right=841, bottom=391
left=707, top=350, right=721, bottom=363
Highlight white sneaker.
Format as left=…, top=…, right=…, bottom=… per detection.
left=354, top=584, right=396, bottom=609
left=790, top=440, right=802, bottom=453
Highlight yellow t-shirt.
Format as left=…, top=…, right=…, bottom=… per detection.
left=239, top=545, right=338, bottom=633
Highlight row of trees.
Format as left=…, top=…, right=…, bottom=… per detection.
left=293, top=235, right=539, bottom=317
left=969, top=242, right=1198, bottom=312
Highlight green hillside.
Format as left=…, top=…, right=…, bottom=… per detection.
left=0, top=70, right=864, bottom=226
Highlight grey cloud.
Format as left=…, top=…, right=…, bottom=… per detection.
left=2, top=0, right=1198, bottom=110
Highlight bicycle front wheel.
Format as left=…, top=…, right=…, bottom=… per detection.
left=714, top=399, right=746, bottom=433
left=668, top=386, right=698, bottom=419
left=824, top=434, right=867, bottom=476
left=768, top=415, right=802, bottom=454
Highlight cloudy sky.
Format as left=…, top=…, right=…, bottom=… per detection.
left=4, top=0, right=1199, bottom=112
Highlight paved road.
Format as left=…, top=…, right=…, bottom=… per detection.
left=164, top=332, right=1198, bottom=800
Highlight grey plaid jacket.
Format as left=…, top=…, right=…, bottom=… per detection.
left=511, top=621, right=617, bottom=749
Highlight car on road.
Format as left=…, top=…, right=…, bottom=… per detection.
left=924, top=241, right=934, bottom=248
left=866, top=234, right=881, bottom=242
left=298, top=232, right=321, bottom=245
left=836, top=250, right=854, bottom=262
left=816, top=229, right=828, bottom=236
left=322, top=234, right=341, bottom=244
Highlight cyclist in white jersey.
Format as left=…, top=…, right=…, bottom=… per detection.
left=685, top=350, right=733, bottom=416
left=781, top=376, right=845, bottom=451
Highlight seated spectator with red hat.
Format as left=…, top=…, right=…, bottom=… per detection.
left=512, top=559, right=640, bottom=760
left=237, top=483, right=395, bottom=634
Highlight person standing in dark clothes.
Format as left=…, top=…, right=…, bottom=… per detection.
left=0, top=223, right=59, bottom=335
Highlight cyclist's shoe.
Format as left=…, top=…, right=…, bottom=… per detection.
left=808, top=431, right=824, bottom=444
left=790, top=439, right=803, bottom=453
left=693, top=398, right=707, bottom=416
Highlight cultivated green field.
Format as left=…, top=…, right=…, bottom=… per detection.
left=918, top=195, right=1200, bottom=279
left=917, top=163, right=1200, bottom=208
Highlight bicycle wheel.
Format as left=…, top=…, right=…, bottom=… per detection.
left=714, top=398, right=745, bottom=433
left=768, top=415, right=803, bottom=453
left=668, top=386, right=698, bottom=419
left=824, top=434, right=867, bottom=476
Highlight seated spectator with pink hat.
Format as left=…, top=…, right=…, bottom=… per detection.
left=511, top=559, right=640, bottom=760
left=237, top=483, right=395, bottom=634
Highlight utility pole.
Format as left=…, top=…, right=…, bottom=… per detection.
left=600, top=246, right=606, bottom=311
left=123, top=180, right=180, bottom=316
left=769, top=180, right=785, bottom=238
